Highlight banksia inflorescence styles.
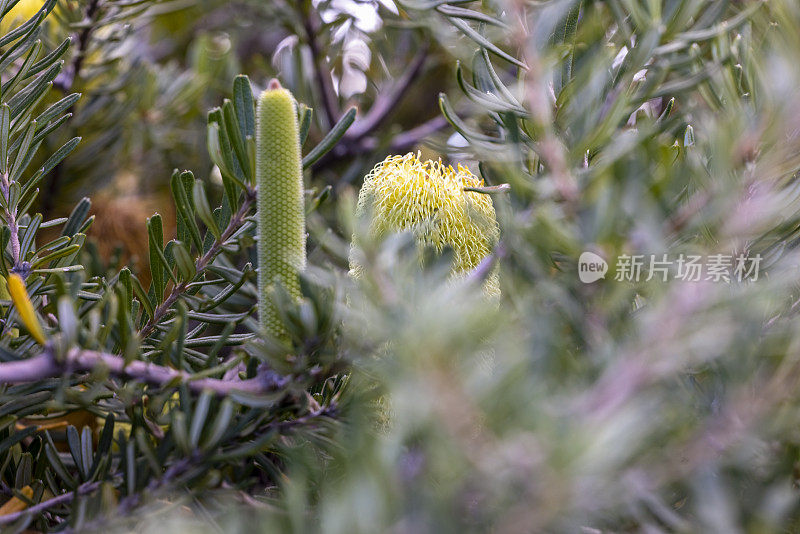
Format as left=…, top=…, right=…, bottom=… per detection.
left=256, top=80, right=306, bottom=339
left=350, top=152, right=500, bottom=296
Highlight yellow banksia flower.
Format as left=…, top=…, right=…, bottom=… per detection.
left=256, top=81, right=306, bottom=340
left=350, top=152, right=500, bottom=296
left=7, top=273, right=46, bottom=345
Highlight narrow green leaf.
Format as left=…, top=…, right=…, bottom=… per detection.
left=478, top=48, right=519, bottom=104
left=31, top=243, right=79, bottom=268
left=436, top=4, right=508, bottom=28
left=80, top=426, right=93, bottom=482
left=9, top=119, right=36, bottom=181
left=118, top=267, right=133, bottom=310
left=172, top=240, right=196, bottom=281
left=1, top=39, right=42, bottom=96
left=170, top=171, right=203, bottom=251
left=171, top=411, right=191, bottom=455
left=186, top=310, right=251, bottom=324
left=147, top=214, right=166, bottom=300
left=125, top=440, right=135, bottom=495
left=0, top=104, right=9, bottom=175
left=302, top=106, right=357, bottom=168
left=298, top=103, right=313, bottom=146
left=57, top=295, right=78, bottom=343
left=34, top=92, right=79, bottom=126
left=456, top=62, right=528, bottom=115
left=130, top=272, right=154, bottom=322
left=447, top=16, right=526, bottom=69
left=90, top=414, right=114, bottom=478
left=133, top=427, right=160, bottom=475
left=192, top=179, right=221, bottom=239
left=223, top=99, right=252, bottom=179
left=233, top=74, right=255, bottom=139
left=202, top=398, right=234, bottom=452
left=18, top=212, right=41, bottom=259
left=22, top=138, right=78, bottom=201
left=27, top=36, right=70, bottom=78
left=62, top=197, right=90, bottom=237
left=0, top=1, right=49, bottom=49
left=656, top=97, right=675, bottom=124
left=189, top=390, right=213, bottom=448
left=684, top=124, right=695, bottom=147
left=438, top=93, right=499, bottom=143
left=45, top=440, right=76, bottom=489
left=66, top=425, right=88, bottom=480
left=14, top=452, right=32, bottom=488
left=0, top=392, right=50, bottom=419
left=306, top=185, right=331, bottom=214
left=208, top=119, right=248, bottom=194
left=8, top=60, right=62, bottom=120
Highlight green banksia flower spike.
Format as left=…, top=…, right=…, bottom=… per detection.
left=256, top=79, right=306, bottom=339
left=350, top=152, right=500, bottom=296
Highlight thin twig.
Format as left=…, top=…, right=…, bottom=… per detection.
left=0, top=353, right=60, bottom=383
left=345, top=44, right=430, bottom=141
left=0, top=347, right=284, bottom=395
left=53, top=0, right=102, bottom=93
left=302, top=11, right=338, bottom=128
left=388, top=115, right=449, bottom=153
left=314, top=115, right=450, bottom=173
left=0, top=481, right=100, bottom=526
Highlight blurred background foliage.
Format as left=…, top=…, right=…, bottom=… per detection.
left=4, top=0, right=800, bottom=532
left=35, top=0, right=452, bottom=273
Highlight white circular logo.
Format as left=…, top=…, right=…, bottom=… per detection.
left=578, top=251, right=608, bottom=283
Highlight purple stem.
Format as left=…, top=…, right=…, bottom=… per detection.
left=345, top=45, right=430, bottom=142
left=0, top=348, right=279, bottom=395
left=0, top=482, right=100, bottom=526
left=1, top=171, right=21, bottom=269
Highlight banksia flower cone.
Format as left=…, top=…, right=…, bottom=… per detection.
left=256, top=80, right=306, bottom=339
left=350, top=152, right=500, bottom=296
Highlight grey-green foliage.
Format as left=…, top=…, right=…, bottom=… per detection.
left=220, top=1, right=800, bottom=532
left=0, top=2, right=356, bottom=524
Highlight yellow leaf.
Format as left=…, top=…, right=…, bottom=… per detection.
left=7, top=273, right=46, bottom=345
left=0, top=485, right=34, bottom=516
